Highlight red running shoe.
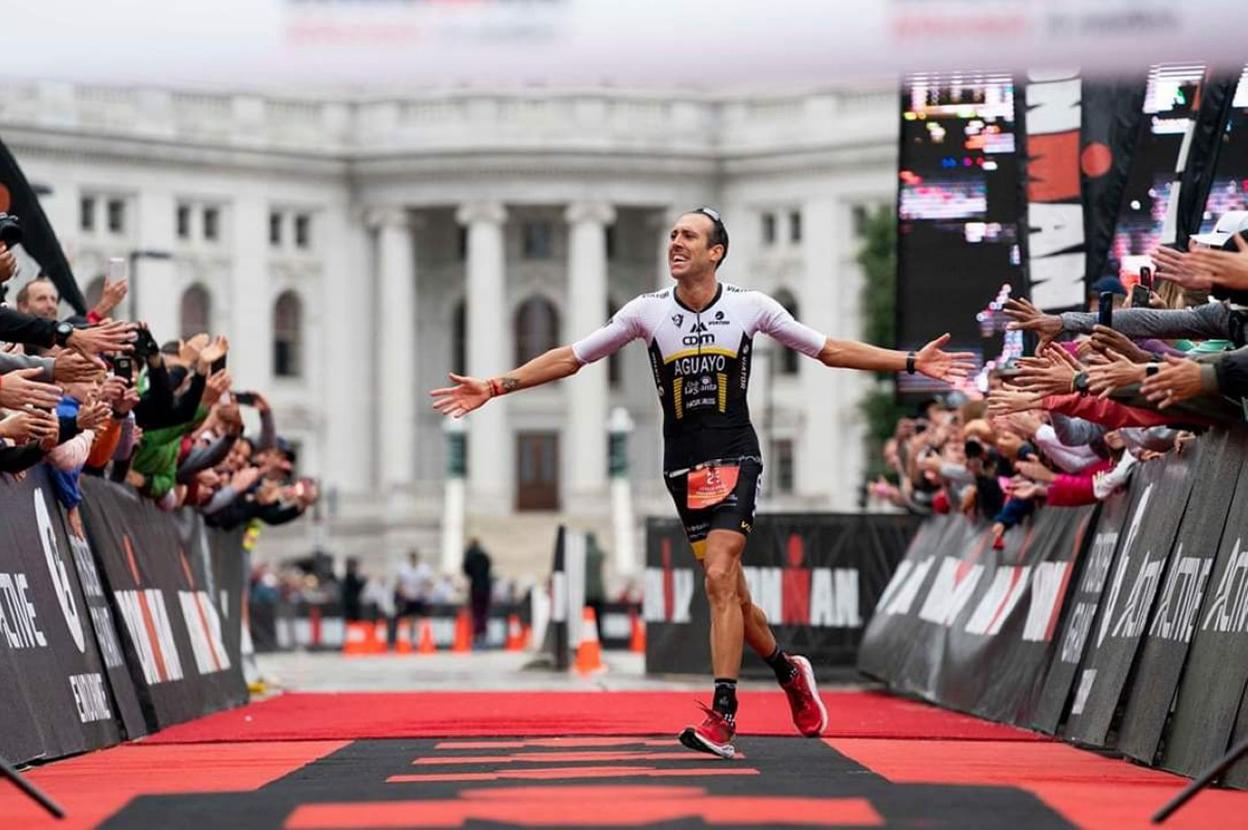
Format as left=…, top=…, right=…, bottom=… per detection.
left=678, top=702, right=736, bottom=759
left=780, top=654, right=828, bottom=736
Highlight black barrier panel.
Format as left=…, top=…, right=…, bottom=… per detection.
left=205, top=525, right=247, bottom=670
left=646, top=513, right=918, bottom=679
left=859, top=514, right=965, bottom=684
left=858, top=506, right=1094, bottom=726
left=79, top=478, right=247, bottom=731
left=1062, top=453, right=1196, bottom=748
left=1161, top=440, right=1248, bottom=782
left=0, top=470, right=127, bottom=765
left=1030, top=487, right=1136, bottom=734
left=1118, top=434, right=1241, bottom=764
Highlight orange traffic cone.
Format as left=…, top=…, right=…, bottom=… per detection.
left=416, top=618, right=437, bottom=654
left=628, top=609, right=646, bottom=654
left=573, top=606, right=604, bottom=675
left=505, top=614, right=525, bottom=651
left=452, top=608, right=473, bottom=653
left=343, top=621, right=376, bottom=655
left=394, top=617, right=413, bottom=654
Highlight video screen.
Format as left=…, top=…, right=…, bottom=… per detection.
left=1197, top=67, right=1248, bottom=236
left=896, top=71, right=1023, bottom=395
left=1108, top=63, right=1206, bottom=281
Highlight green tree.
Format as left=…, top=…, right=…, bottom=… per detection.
left=856, top=206, right=907, bottom=489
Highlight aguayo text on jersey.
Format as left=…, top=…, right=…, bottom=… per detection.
left=572, top=283, right=825, bottom=470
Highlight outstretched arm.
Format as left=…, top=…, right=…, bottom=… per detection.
left=430, top=346, right=583, bottom=419
left=818, top=333, right=975, bottom=382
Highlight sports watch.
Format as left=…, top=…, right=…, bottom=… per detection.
left=53, top=321, right=74, bottom=347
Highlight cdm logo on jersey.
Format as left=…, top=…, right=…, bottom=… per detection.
left=644, top=534, right=863, bottom=627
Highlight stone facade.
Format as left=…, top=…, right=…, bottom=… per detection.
left=0, top=81, right=897, bottom=579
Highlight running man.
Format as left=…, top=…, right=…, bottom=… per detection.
left=431, top=208, right=973, bottom=758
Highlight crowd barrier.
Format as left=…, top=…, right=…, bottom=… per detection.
left=645, top=513, right=921, bottom=679
left=859, top=429, right=1248, bottom=789
left=250, top=600, right=642, bottom=654
left=0, top=473, right=246, bottom=767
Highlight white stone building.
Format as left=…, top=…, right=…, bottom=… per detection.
left=0, top=81, right=897, bottom=582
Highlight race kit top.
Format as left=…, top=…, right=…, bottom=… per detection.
left=572, top=282, right=826, bottom=471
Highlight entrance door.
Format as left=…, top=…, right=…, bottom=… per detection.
left=515, top=432, right=559, bottom=511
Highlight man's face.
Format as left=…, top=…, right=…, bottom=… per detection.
left=668, top=214, right=721, bottom=280
left=21, top=281, right=60, bottom=320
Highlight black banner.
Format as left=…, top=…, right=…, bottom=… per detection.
left=1161, top=438, right=1248, bottom=779
left=646, top=513, right=917, bottom=679
left=1061, top=453, right=1196, bottom=747
left=0, top=469, right=129, bottom=765
left=860, top=506, right=1093, bottom=725
left=203, top=523, right=247, bottom=671
left=1080, top=76, right=1147, bottom=289
left=1118, top=433, right=1240, bottom=763
left=0, top=136, right=87, bottom=312
left=79, top=478, right=247, bottom=731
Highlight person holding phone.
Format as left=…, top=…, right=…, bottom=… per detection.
left=431, top=208, right=973, bottom=759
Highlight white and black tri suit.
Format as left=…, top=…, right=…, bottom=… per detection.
left=572, top=283, right=826, bottom=557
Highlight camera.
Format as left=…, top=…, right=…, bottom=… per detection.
left=132, top=326, right=160, bottom=359
left=0, top=213, right=24, bottom=249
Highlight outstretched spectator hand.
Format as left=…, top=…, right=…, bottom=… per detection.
left=203, top=370, right=232, bottom=407
left=196, top=336, right=229, bottom=373
left=67, top=320, right=137, bottom=356
left=1088, top=324, right=1152, bottom=364
left=1015, top=459, right=1056, bottom=484
left=1014, top=345, right=1082, bottom=396
left=0, top=367, right=63, bottom=409
left=53, top=350, right=107, bottom=383
left=1004, top=298, right=1063, bottom=348
left=180, top=333, right=210, bottom=366
left=1151, top=244, right=1216, bottom=291
left=1087, top=349, right=1147, bottom=398
left=987, top=386, right=1043, bottom=416
left=1140, top=355, right=1205, bottom=409
left=0, top=409, right=60, bottom=444
left=1185, top=233, right=1248, bottom=289
left=76, top=399, right=111, bottom=432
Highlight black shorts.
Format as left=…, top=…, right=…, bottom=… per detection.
left=663, top=457, right=762, bottom=561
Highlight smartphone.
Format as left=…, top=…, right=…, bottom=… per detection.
left=1098, top=291, right=1114, bottom=328
left=106, top=257, right=126, bottom=281
left=113, top=355, right=133, bottom=385
left=1132, top=267, right=1152, bottom=308
left=233, top=391, right=256, bottom=406
left=211, top=354, right=227, bottom=374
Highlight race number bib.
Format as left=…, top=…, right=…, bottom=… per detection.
left=686, top=464, right=739, bottom=510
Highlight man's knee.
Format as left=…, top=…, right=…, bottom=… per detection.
left=704, top=563, right=739, bottom=606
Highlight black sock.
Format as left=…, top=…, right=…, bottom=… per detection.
left=712, top=678, right=738, bottom=722
left=765, top=646, right=798, bottom=683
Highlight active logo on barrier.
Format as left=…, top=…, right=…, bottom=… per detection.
left=34, top=488, right=85, bottom=653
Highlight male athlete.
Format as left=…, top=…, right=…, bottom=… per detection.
left=431, top=208, right=972, bottom=758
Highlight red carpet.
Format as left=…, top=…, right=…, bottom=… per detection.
left=142, top=690, right=1044, bottom=744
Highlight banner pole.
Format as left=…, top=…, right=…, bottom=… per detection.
left=1152, top=736, right=1248, bottom=824
left=0, top=755, right=66, bottom=819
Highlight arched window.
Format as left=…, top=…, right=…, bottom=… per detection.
left=452, top=300, right=466, bottom=376
left=273, top=290, right=303, bottom=378
left=180, top=283, right=211, bottom=341
left=773, top=289, right=801, bottom=376
left=606, top=299, right=622, bottom=388
left=514, top=295, right=559, bottom=366
left=84, top=276, right=106, bottom=310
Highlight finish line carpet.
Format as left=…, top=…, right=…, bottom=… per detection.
left=3, top=690, right=1244, bottom=829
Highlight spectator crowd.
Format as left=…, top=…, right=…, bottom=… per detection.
left=0, top=240, right=319, bottom=534
left=870, top=217, right=1248, bottom=545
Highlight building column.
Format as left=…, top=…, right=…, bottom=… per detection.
left=564, top=201, right=615, bottom=513
left=372, top=207, right=418, bottom=509
left=651, top=207, right=679, bottom=291
left=228, top=193, right=272, bottom=390
left=457, top=201, right=510, bottom=514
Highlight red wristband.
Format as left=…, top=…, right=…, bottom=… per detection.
left=489, top=378, right=503, bottom=398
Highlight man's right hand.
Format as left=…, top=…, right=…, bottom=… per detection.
left=430, top=373, right=492, bottom=419
left=67, top=320, right=137, bottom=356
left=0, top=367, right=63, bottom=410
left=1004, top=298, right=1063, bottom=347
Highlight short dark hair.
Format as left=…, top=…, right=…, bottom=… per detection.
left=686, top=207, right=729, bottom=269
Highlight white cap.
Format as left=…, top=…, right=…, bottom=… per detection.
left=1190, top=210, right=1248, bottom=248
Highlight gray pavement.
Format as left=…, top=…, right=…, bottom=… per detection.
left=253, top=650, right=867, bottom=693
